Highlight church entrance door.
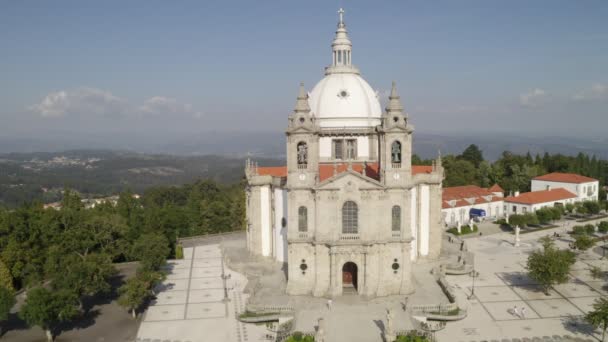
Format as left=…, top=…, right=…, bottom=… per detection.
left=342, top=262, right=358, bottom=291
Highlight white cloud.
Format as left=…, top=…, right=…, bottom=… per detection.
left=519, top=88, right=547, bottom=108
left=29, top=88, right=203, bottom=119
left=138, top=96, right=203, bottom=119
left=29, top=87, right=128, bottom=118
left=573, top=83, right=608, bottom=101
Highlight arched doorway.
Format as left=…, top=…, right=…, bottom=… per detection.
left=342, top=262, right=358, bottom=292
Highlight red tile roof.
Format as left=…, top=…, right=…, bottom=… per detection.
left=318, top=162, right=380, bottom=182
left=533, top=172, right=597, bottom=184
left=256, top=166, right=287, bottom=177
left=255, top=163, right=434, bottom=182
left=504, top=188, right=577, bottom=205
left=488, top=184, right=504, bottom=193
left=442, top=185, right=502, bottom=209
left=412, top=165, right=433, bottom=175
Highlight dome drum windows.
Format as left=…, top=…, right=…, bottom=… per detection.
left=332, top=139, right=357, bottom=160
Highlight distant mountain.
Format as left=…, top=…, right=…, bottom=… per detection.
left=0, top=150, right=279, bottom=208
left=1, top=131, right=606, bottom=161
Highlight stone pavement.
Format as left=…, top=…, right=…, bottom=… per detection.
left=436, top=226, right=607, bottom=342
left=136, top=244, right=270, bottom=342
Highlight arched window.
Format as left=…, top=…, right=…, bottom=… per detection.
left=391, top=205, right=401, bottom=231
left=298, top=206, right=307, bottom=232
left=342, top=201, right=358, bottom=234
left=297, top=142, right=308, bottom=166
left=391, top=141, right=402, bottom=164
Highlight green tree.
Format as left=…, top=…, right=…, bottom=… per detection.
left=130, top=233, right=170, bottom=271
left=0, top=286, right=16, bottom=336
left=442, top=157, right=477, bottom=187
left=574, top=234, right=596, bottom=251
left=583, top=201, right=601, bottom=215
left=20, top=287, right=79, bottom=342
left=117, top=275, right=150, bottom=318
left=585, top=297, right=608, bottom=342
left=459, top=144, right=484, bottom=168
left=0, top=260, right=14, bottom=291
left=48, top=253, right=116, bottom=311
left=527, top=237, right=576, bottom=294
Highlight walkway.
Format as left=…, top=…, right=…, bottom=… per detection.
left=136, top=244, right=269, bottom=342
left=437, top=226, right=607, bottom=342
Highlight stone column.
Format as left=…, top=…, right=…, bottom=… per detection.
left=514, top=226, right=520, bottom=247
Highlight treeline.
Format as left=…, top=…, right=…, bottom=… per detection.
left=414, top=145, right=608, bottom=194
left=0, top=179, right=245, bottom=290
left=0, top=179, right=245, bottom=340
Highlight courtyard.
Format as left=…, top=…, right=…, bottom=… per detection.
left=437, top=226, right=607, bottom=342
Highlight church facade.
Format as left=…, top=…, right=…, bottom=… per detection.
left=245, top=10, right=444, bottom=298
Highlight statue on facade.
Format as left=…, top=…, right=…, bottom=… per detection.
left=315, top=318, right=325, bottom=342
left=297, top=143, right=308, bottom=165
left=384, top=308, right=396, bottom=342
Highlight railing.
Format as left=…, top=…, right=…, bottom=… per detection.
left=297, top=164, right=307, bottom=170
left=391, top=231, right=401, bottom=238
left=298, top=232, right=309, bottom=239
left=340, top=233, right=360, bottom=241
left=392, top=162, right=401, bottom=169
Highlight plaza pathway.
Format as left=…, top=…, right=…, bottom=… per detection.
left=437, top=226, right=607, bottom=342
left=135, top=244, right=269, bottom=342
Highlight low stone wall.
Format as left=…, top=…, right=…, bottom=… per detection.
left=246, top=304, right=295, bottom=314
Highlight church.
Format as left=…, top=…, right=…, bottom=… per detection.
left=245, top=10, right=444, bottom=298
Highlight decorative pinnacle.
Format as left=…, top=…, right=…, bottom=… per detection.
left=338, top=8, right=345, bottom=27
left=294, top=82, right=311, bottom=113
left=386, top=81, right=403, bottom=114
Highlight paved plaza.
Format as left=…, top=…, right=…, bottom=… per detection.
left=133, top=227, right=606, bottom=342
left=136, top=244, right=269, bottom=342
left=436, top=227, right=607, bottom=342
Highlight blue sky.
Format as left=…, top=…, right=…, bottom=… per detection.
left=1, top=1, right=607, bottom=141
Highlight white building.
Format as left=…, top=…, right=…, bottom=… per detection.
left=531, top=172, right=599, bottom=202
left=441, top=184, right=504, bottom=227
left=504, top=188, right=578, bottom=214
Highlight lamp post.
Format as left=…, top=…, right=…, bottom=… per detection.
left=468, top=260, right=476, bottom=300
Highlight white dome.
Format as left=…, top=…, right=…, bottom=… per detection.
left=308, top=73, right=382, bottom=128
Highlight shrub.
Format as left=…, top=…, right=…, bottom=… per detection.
left=589, top=266, right=605, bottom=280
left=565, top=203, right=575, bottom=213
left=585, top=224, right=596, bottom=235
left=447, top=224, right=478, bottom=236
left=286, top=332, right=314, bottom=342
left=175, top=244, right=184, bottom=259
left=599, top=221, right=608, bottom=233
left=572, top=225, right=587, bottom=235
left=395, top=332, right=431, bottom=342
left=583, top=201, right=601, bottom=215
left=574, top=234, right=596, bottom=251
left=494, top=218, right=507, bottom=225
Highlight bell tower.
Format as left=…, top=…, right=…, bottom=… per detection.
left=379, top=82, right=413, bottom=186
left=286, top=83, right=319, bottom=189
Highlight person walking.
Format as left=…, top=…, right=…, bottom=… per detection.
left=521, top=306, right=526, bottom=318
left=512, top=305, right=520, bottom=318
left=327, top=299, right=333, bottom=311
